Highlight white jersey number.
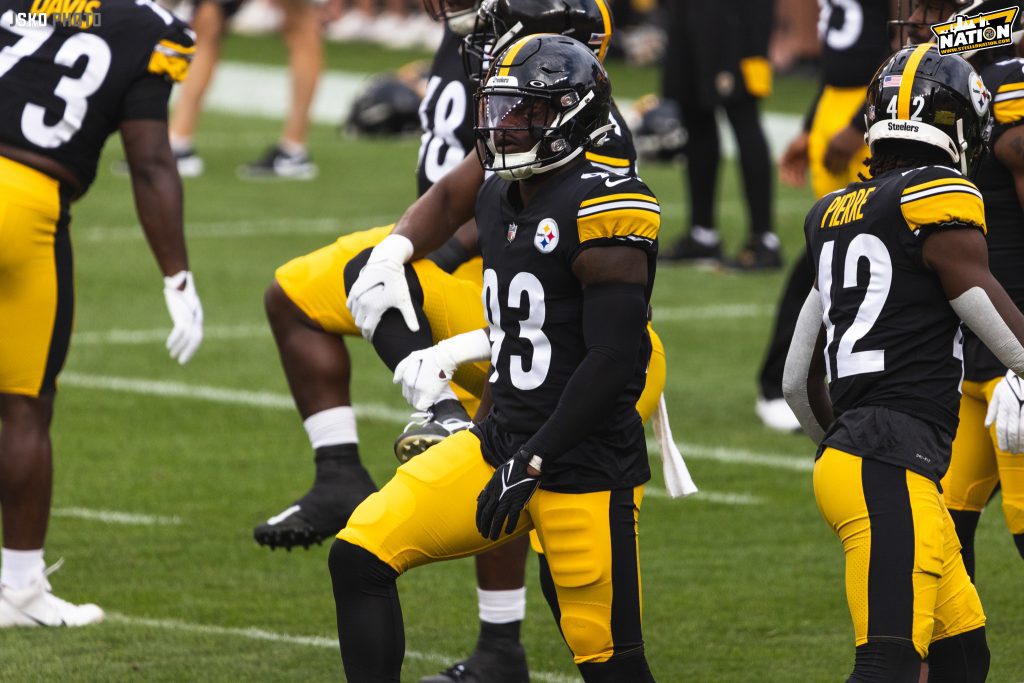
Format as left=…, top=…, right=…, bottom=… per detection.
left=483, top=268, right=552, bottom=391
left=0, top=11, right=112, bottom=148
left=818, top=0, right=864, bottom=51
left=418, top=76, right=468, bottom=184
left=818, top=234, right=892, bottom=380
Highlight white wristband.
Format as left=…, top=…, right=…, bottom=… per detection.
left=163, top=270, right=191, bottom=289
left=436, top=328, right=492, bottom=366
left=527, top=455, right=543, bottom=472
left=369, top=234, right=414, bottom=265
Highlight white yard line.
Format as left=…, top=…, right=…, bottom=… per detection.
left=52, top=507, right=182, bottom=526
left=647, top=438, right=811, bottom=472
left=644, top=487, right=762, bottom=505
left=78, top=216, right=396, bottom=243
left=651, top=303, right=771, bottom=322
left=74, top=325, right=269, bottom=346
left=105, top=612, right=578, bottom=683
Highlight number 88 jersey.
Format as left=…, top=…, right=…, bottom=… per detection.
left=804, top=164, right=986, bottom=471
left=0, top=0, right=193, bottom=193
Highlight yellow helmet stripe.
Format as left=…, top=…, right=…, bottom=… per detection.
left=593, top=0, right=612, bottom=62
left=498, top=35, right=538, bottom=76
left=898, top=43, right=932, bottom=120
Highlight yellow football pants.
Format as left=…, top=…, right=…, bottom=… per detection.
left=808, top=85, right=871, bottom=198
left=274, top=227, right=668, bottom=422
left=943, top=378, right=1024, bottom=535
left=339, top=429, right=646, bottom=664
left=814, top=448, right=985, bottom=658
left=0, top=157, right=73, bottom=397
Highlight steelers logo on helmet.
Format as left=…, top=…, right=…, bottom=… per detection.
left=461, top=0, right=614, bottom=84
left=474, top=34, right=613, bottom=180
left=865, top=43, right=992, bottom=177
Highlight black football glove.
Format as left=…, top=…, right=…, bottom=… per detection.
left=476, top=449, right=541, bottom=541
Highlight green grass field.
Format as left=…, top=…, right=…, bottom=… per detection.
left=1, top=39, right=1022, bottom=682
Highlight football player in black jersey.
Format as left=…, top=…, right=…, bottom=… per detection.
left=330, top=35, right=659, bottom=683
left=0, top=0, right=202, bottom=626
left=784, top=44, right=1024, bottom=680
left=894, top=0, right=1024, bottom=582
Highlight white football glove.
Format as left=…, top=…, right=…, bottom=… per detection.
left=985, top=370, right=1024, bottom=454
left=163, top=270, right=203, bottom=365
left=392, top=329, right=492, bottom=410
left=346, top=234, right=419, bottom=341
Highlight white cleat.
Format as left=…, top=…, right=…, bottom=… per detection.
left=755, top=397, right=802, bottom=433
left=0, top=561, right=104, bottom=628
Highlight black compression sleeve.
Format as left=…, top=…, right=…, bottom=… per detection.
left=425, top=236, right=471, bottom=273
left=524, top=282, right=647, bottom=460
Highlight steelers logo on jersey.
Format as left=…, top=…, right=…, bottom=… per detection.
left=535, top=219, right=559, bottom=253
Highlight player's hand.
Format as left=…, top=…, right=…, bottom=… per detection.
left=394, top=345, right=458, bottom=410
left=347, top=235, right=419, bottom=341
left=476, top=449, right=541, bottom=541
left=824, top=125, right=864, bottom=174
left=163, top=270, right=203, bottom=364
left=778, top=131, right=810, bottom=188
left=985, top=370, right=1024, bottom=453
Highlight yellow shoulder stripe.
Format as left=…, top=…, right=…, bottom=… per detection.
left=900, top=190, right=986, bottom=234
left=902, top=176, right=977, bottom=197
left=148, top=39, right=194, bottom=83
left=994, top=98, right=1024, bottom=124
left=585, top=152, right=631, bottom=167
left=997, top=82, right=1024, bottom=93
left=578, top=208, right=660, bottom=244
left=580, top=192, right=657, bottom=208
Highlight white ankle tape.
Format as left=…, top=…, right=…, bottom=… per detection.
left=303, top=407, right=358, bottom=449
left=477, top=587, right=526, bottom=624
left=1, top=547, right=45, bottom=591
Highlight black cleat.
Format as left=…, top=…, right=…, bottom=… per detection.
left=393, top=399, right=473, bottom=463
left=728, top=232, right=783, bottom=271
left=237, top=145, right=317, bottom=180
left=254, top=459, right=377, bottom=550
left=419, top=642, right=529, bottom=683
left=659, top=229, right=723, bottom=265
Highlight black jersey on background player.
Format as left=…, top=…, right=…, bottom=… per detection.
left=805, top=165, right=987, bottom=482
left=472, top=163, right=659, bottom=493
left=0, top=0, right=194, bottom=192
left=819, top=0, right=890, bottom=88
left=964, top=57, right=1024, bottom=380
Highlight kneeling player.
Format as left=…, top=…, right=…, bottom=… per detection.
left=331, top=37, right=659, bottom=682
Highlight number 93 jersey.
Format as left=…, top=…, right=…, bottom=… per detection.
left=804, top=165, right=987, bottom=481
left=473, top=164, right=659, bottom=493
left=0, top=0, right=194, bottom=193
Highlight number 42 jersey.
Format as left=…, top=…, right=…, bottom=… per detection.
left=0, top=0, right=194, bottom=193
left=804, top=165, right=987, bottom=481
left=473, top=164, right=659, bottom=493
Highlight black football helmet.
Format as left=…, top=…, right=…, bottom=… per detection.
left=463, top=0, right=611, bottom=82
left=423, top=0, right=482, bottom=35
left=892, top=0, right=1023, bottom=58
left=475, top=34, right=612, bottom=180
left=346, top=75, right=423, bottom=137
left=865, top=44, right=992, bottom=176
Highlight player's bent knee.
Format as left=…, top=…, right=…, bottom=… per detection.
left=562, top=614, right=614, bottom=663
left=576, top=648, right=654, bottom=683
left=328, top=539, right=396, bottom=594
left=343, top=249, right=372, bottom=294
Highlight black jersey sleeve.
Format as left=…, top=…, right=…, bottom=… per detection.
left=990, top=59, right=1024, bottom=136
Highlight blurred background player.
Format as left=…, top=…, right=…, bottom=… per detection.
left=0, top=0, right=203, bottom=626
left=165, top=0, right=337, bottom=178
left=658, top=0, right=781, bottom=269
left=784, top=44, right=1007, bottom=680
left=894, top=0, right=1024, bottom=579
left=758, top=0, right=891, bottom=431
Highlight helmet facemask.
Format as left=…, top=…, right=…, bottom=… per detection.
left=423, top=0, right=482, bottom=35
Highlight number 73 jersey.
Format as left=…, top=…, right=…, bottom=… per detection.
left=0, top=0, right=194, bottom=193
left=804, top=164, right=987, bottom=437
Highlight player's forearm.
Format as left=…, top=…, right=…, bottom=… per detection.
left=783, top=289, right=830, bottom=443
left=131, top=162, right=188, bottom=276
left=951, top=285, right=1024, bottom=377
left=393, top=156, right=482, bottom=259
left=524, top=283, right=647, bottom=460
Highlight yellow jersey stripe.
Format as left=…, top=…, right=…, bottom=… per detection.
left=994, top=97, right=1024, bottom=124
left=900, top=191, right=986, bottom=234
left=593, top=0, right=612, bottom=62
left=997, top=82, right=1024, bottom=93
left=580, top=192, right=657, bottom=208
left=498, top=36, right=536, bottom=77
left=902, top=177, right=977, bottom=196
left=585, top=151, right=631, bottom=167
left=898, top=44, right=932, bottom=120
left=578, top=209, right=660, bottom=243
left=157, top=39, right=196, bottom=56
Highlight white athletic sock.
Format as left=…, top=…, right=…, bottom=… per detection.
left=169, top=135, right=193, bottom=154
left=303, top=407, right=358, bottom=450
left=1, top=548, right=45, bottom=591
left=477, top=587, right=526, bottom=624
left=691, top=225, right=721, bottom=246
left=279, top=138, right=307, bottom=157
